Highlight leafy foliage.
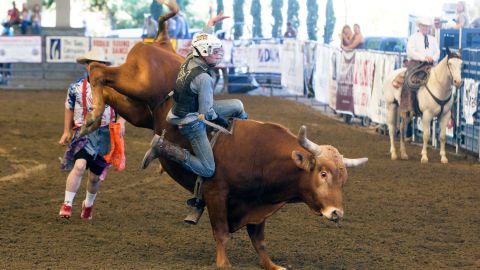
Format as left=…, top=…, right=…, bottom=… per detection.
left=250, top=0, right=262, bottom=38
left=306, top=0, right=318, bottom=41
left=323, top=0, right=335, bottom=44
left=287, top=0, right=299, bottom=30
left=233, top=0, right=245, bottom=40
left=215, top=0, right=224, bottom=32
left=271, top=0, right=283, bottom=38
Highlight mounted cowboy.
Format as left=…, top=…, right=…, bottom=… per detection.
left=141, top=14, right=248, bottom=210
left=399, top=17, right=440, bottom=114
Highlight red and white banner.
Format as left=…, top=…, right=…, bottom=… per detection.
left=352, top=51, right=375, bottom=117
left=91, top=38, right=140, bottom=65
left=0, top=36, right=42, bottom=63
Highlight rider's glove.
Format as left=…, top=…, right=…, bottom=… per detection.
left=212, top=117, right=229, bottom=128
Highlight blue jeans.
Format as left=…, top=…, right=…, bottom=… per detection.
left=212, top=99, right=248, bottom=119
left=177, top=99, right=248, bottom=178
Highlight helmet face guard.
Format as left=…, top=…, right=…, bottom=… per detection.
left=192, top=33, right=223, bottom=57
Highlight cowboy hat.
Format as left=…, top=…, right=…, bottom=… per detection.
left=416, top=17, right=432, bottom=26
left=76, top=47, right=111, bottom=64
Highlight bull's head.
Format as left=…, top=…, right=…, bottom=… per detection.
left=291, top=126, right=367, bottom=223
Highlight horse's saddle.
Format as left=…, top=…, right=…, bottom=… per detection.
left=398, top=62, right=433, bottom=114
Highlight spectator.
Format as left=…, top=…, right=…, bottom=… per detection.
left=168, top=11, right=189, bottom=39
left=431, top=17, right=443, bottom=47
left=30, top=3, right=41, bottom=35
left=20, top=3, right=31, bottom=35
left=142, top=15, right=158, bottom=38
left=2, top=1, right=21, bottom=36
left=340, top=25, right=353, bottom=47
left=284, top=22, right=297, bottom=38
left=453, top=1, right=469, bottom=29
left=342, top=24, right=364, bottom=50
left=58, top=48, right=126, bottom=220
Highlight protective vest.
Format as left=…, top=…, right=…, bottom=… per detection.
left=172, top=57, right=213, bottom=117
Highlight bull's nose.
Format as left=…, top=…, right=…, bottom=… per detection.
left=330, top=209, right=344, bottom=222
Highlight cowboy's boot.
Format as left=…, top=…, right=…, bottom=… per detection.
left=141, top=133, right=187, bottom=169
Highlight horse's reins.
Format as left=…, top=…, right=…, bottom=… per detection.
left=424, top=54, right=461, bottom=117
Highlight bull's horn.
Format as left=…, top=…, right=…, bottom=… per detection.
left=343, top=157, right=368, bottom=167
left=298, top=125, right=321, bottom=155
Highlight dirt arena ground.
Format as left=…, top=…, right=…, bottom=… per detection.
left=1, top=90, right=479, bottom=269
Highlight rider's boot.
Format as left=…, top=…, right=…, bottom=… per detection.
left=141, top=133, right=187, bottom=169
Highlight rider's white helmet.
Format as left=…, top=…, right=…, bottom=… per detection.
left=191, top=32, right=223, bottom=57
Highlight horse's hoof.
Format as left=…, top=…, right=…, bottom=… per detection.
left=421, top=157, right=429, bottom=164
left=441, top=157, right=448, bottom=164
left=400, top=153, right=409, bottom=160
left=391, top=153, right=398, bottom=160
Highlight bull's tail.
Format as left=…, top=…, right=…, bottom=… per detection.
left=154, top=0, right=179, bottom=43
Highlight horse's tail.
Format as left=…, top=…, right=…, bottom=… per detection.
left=154, top=0, right=179, bottom=44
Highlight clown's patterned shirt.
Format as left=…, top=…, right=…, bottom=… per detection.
left=65, top=77, right=113, bottom=129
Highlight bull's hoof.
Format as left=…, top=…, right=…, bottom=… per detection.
left=421, top=156, right=429, bottom=164
left=441, top=156, right=449, bottom=164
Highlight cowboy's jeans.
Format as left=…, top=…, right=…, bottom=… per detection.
left=179, top=120, right=215, bottom=178
left=212, top=99, right=248, bottom=119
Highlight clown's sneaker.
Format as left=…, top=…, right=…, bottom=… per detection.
left=59, top=203, right=72, bottom=219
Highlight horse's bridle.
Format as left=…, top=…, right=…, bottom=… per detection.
left=425, top=53, right=461, bottom=117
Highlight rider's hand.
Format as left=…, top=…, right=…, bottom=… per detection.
left=198, top=114, right=205, bottom=121
left=207, top=12, right=230, bottom=27
left=425, top=56, right=434, bottom=63
left=212, top=116, right=229, bottom=128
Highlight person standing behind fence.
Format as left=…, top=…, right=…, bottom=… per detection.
left=2, top=1, right=20, bottom=36
left=58, top=48, right=126, bottom=220
left=20, top=3, right=31, bottom=35
left=30, top=4, right=41, bottom=35
left=453, top=1, right=469, bottom=29
left=284, top=22, right=297, bottom=38
left=341, top=24, right=364, bottom=50
left=340, top=25, right=353, bottom=47
left=142, top=15, right=158, bottom=38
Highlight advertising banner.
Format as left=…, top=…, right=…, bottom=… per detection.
left=0, top=36, right=42, bottom=63
left=352, top=51, right=375, bottom=117
left=250, top=44, right=281, bottom=73
left=91, top=38, right=140, bottom=65
left=281, top=39, right=304, bottom=95
left=336, top=50, right=355, bottom=114
left=313, top=45, right=331, bottom=104
left=46, top=36, right=89, bottom=63
left=462, top=78, right=479, bottom=125
left=369, top=53, right=397, bottom=124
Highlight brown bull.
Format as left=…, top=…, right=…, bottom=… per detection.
left=80, top=2, right=368, bottom=269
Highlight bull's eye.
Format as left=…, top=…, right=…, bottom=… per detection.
left=321, top=171, right=327, bottom=178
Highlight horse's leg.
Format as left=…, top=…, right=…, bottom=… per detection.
left=438, top=111, right=451, bottom=164
left=247, top=222, right=286, bottom=270
left=399, top=112, right=409, bottom=160
left=421, top=113, right=433, bottom=164
left=204, top=190, right=232, bottom=268
left=387, top=102, right=398, bottom=160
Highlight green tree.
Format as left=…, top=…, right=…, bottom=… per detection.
left=271, top=0, right=283, bottom=38
left=323, top=0, right=335, bottom=44
left=215, top=0, right=224, bottom=32
left=306, top=0, right=318, bottom=40
left=250, top=0, right=262, bottom=38
left=287, top=0, right=299, bottom=30
left=233, top=0, right=244, bottom=40
left=150, top=0, right=164, bottom=21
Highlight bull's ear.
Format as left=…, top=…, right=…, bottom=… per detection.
left=292, top=151, right=314, bottom=171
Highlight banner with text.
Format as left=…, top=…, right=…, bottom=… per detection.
left=0, top=36, right=42, bottom=63
left=336, top=50, right=355, bottom=114
left=250, top=44, right=281, bottom=73
left=352, top=51, right=375, bottom=117
left=281, top=39, right=304, bottom=95
left=91, top=38, right=140, bottom=65
left=46, top=36, right=89, bottom=63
